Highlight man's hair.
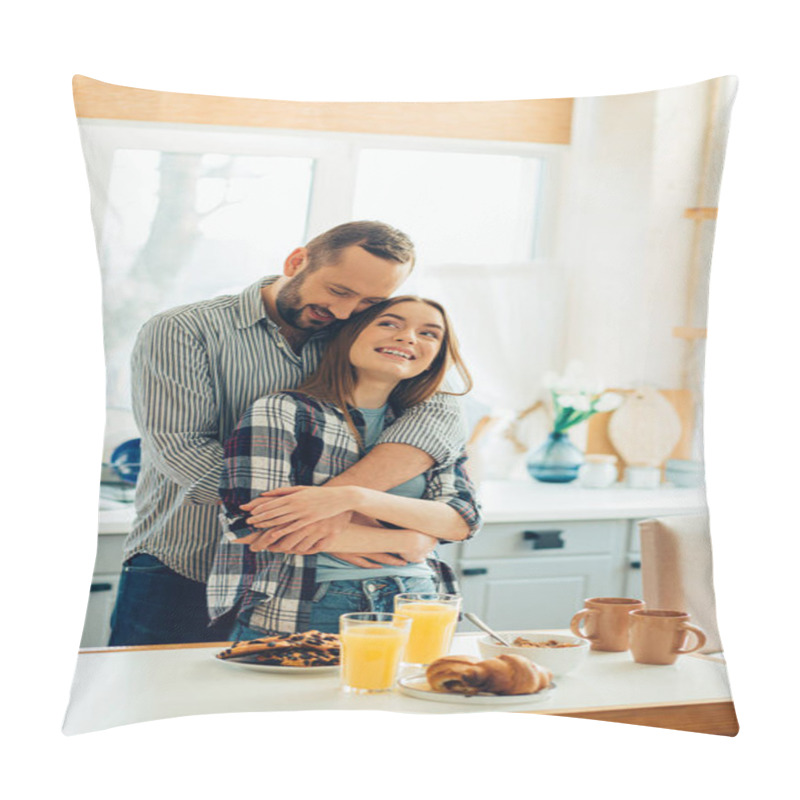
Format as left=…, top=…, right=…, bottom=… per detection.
left=305, top=221, right=416, bottom=273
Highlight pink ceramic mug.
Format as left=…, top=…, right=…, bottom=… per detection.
left=570, top=597, right=645, bottom=652
left=629, top=609, right=707, bottom=665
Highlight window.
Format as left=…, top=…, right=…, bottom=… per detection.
left=96, top=142, right=314, bottom=406
left=353, top=148, right=544, bottom=266
left=81, top=120, right=561, bottom=410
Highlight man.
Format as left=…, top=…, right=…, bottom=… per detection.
left=108, top=221, right=465, bottom=645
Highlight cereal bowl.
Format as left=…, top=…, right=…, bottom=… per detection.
left=477, top=632, right=590, bottom=676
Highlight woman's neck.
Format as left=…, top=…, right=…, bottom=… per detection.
left=350, top=376, right=396, bottom=409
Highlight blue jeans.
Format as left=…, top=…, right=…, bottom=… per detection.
left=227, top=575, right=438, bottom=640
left=108, top=554, right=231, bottom=646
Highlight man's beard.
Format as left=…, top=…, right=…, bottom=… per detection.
left=275, top=272, right=340, bottom=332
left=275, top=278, right=307, bottom=329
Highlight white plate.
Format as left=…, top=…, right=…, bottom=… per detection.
left=217, top=658, right=340, bottom=675
left=397, top=674, right=556, bottom=705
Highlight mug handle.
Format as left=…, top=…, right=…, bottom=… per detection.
left=675, top=623, right=707, bottom=655
left=570, top=608, right=596, bottom=641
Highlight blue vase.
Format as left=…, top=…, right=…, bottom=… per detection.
left=526, top=432, right=584, bottom=483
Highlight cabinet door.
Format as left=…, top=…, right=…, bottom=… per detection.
left=625, top=555, right=643, bottom=599
left=458, top=555, right=621, bottom=631
left=80, top=534, right=127, bottom=648
left=462, top=520, right=626, bottom=560
left=79, top=572, right=120, bottom=648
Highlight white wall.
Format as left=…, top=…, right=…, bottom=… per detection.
left=556, top=82, right=720, bottom=391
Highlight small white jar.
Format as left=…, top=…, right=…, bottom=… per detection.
left=624, top=465, right=662, bottom=488
left=578, top=454, right=618, bottom=488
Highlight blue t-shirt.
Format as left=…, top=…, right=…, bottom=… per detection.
left=315, top=404, right=432, bottom=582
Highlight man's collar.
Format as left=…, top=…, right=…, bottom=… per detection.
left=236, top=276, right=279, bottom=330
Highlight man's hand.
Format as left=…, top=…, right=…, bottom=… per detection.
left=241, top=485, right=358, bottom=532
left=238, top=511, right=353, bottom=553
left=396, top=532, right=438, bottom=564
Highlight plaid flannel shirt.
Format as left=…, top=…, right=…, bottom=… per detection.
left=207, top=391, right=481, bottom=633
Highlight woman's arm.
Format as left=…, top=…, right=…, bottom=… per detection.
left=221, top=395, right=427, bottom=563
left=240, top=393, right=466, bottom=527
left=244, top=451, right=482, bottom=544
left=219, top=394, right=301, bottom=540
left=247, top=484, right=469, bottom=541
left=263, top=521, right=439, bottom=564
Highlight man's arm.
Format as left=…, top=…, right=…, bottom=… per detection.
left=376, top=392, right=466, bottom=468
left=243, top=393, right=466, bottom=531
left=132, top=314, right=223, bottom=505
left=242, top=450, right=482, bottom=553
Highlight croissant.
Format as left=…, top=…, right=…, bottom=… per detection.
left=427, top=654, right=552, bottom=696
left=425, top=656, right=483, bottom=695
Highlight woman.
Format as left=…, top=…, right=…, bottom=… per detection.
left=206, top=295, right=481, bottom=638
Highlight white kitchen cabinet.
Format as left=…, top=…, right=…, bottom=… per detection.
left=624, top=525, right=643, bottom=599
left=458, top=554, right=619, bottom=630
left=450, top=481, right=705, bottom=632
left=80, top=573, right=121, bottom=648
left=80, top=533, right=126, bottom=647
left=456, top=518, right=629, bottom=630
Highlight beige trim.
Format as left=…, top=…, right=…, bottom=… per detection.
left=684, top=207, right=718, bottom=220
left=539, top=700, right=739, bottom=736
left=672, top=326, right=708, bottom=340
left=72, top=75, right=573, bottom=144
left=79, top=642, right=229, bottom=654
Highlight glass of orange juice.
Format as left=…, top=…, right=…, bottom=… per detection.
left=393, top=593, right=461, bottom=666
left=339, top=612, right=412, bottom=694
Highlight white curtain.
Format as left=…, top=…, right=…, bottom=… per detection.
left=418, top=261, right=566, bottom=413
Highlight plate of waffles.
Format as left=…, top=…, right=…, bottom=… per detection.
left=215, top=630, right=341, bottom=673
left=220, top=661, right=340, bottom=674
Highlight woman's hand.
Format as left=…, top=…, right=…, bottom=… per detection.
left=243, top=511, right=353, bottom=553
left=241, top=485, right=361, bottom=533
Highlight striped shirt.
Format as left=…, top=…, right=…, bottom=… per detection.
left=207, top=391, right=481, bottom=633
left=127, top=277, right=466, bottom=583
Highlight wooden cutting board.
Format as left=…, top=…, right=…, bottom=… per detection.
left=587, top=389, right=694, bottom=477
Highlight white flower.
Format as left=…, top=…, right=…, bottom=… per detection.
left=594, top=392, right=624, bottom=412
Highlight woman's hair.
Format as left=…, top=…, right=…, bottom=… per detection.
left=297, top=296, right=472, bottom=447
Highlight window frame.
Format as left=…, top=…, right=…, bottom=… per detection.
left=79, top=119, right=566, bottom=265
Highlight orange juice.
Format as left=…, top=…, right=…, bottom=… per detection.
left=396, top=602, right=459, bottom=664
left=340, top=625, right=409, bottom=692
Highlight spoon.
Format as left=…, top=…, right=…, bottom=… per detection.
left=463, top=612, right=512, bottom=646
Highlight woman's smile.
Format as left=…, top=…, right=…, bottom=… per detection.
left=349, top=300, right=445, bottom=383
left=374, top=346, right=416, bottom=361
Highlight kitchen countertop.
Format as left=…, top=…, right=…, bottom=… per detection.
left=475, top=480, right=706, bottom=523
left=64, top=631, right=735, bottom=736
left=97, top=480, right=707, bottom=534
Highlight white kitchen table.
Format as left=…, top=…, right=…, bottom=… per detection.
left=63, top=631, right=737, bottom=736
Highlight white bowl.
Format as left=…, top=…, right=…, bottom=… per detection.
left=477, top=631, right=590, bottom=676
